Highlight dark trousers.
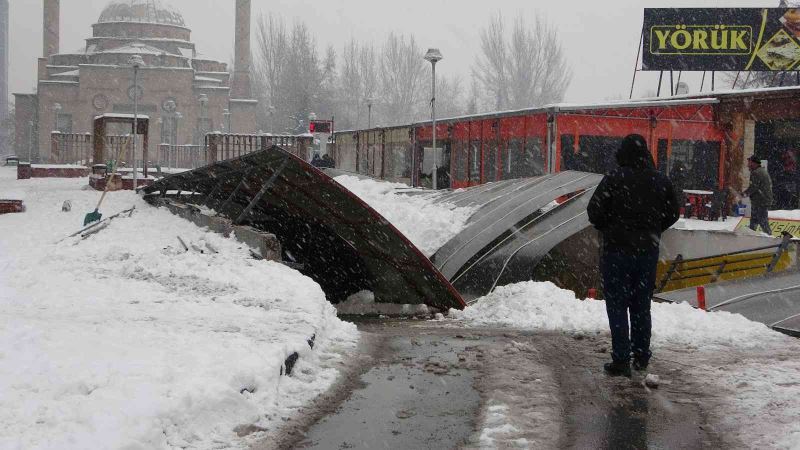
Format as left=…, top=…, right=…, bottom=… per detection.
left=749, top=205, right=772, bottom=235
left=601, top=250, right=659, bottom=364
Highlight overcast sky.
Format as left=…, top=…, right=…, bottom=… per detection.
left=8, top=0, right=780, bottom=104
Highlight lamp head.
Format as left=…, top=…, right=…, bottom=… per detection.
left=128, top=54, right=145, bottom=69
left=424, top=48, right=443, bottom=64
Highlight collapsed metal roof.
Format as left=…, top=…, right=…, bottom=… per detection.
left=430, top=172, right=604, bottom=300
left=655, top=271, right=800, bottom=337
left=142, top=146, right=466, bottom=311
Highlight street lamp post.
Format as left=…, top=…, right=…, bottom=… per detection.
left=223, top=108, right=232, bottom=134
left=198, top=94, right=208, bottom=139
left=268, top=105, right=276, bottom=134
left=129, top=54, right=145, bottom=188
left=28, top=120, right=34, bottom=163
left=53, top=103, right=62, bottom=133
left=424, top=48, right=443, bottom=190
left=366, top=97, right=374, bottom=128
left=174, top=112, right=183, bottom=168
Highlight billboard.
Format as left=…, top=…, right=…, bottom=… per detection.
left=643, top=8, right=800, bottom=71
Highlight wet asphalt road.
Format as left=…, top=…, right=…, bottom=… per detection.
left=256, top=319, right=720, bottom=450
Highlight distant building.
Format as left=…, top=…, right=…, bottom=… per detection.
left=14, top=0, right=257, bottom=162
left=0, top=0, right=9, bottom=154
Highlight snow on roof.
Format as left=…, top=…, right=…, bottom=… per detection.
left=638, top=84, right=800, bottom=102
left=98, top=0, right=186, bottom=27
left=104, top=42, right=180, bottom=56
left=52, top=70, right=80, bottom=77
left=95, top=113, right=151, bottom=120
left=40, top=80, right=79, bottom=85
left=193, top=76, right=222, bottom=83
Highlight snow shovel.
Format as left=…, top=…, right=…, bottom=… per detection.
left=84, top=135, right=131, bottom=225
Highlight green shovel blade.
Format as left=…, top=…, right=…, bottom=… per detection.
left=84, top=210, right=103, bottom=226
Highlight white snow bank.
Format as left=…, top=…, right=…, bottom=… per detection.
left=333, top=175, right=476, bottom=256
left=715, top=358, right=800, bottom=449
left=771, top=210, right=800, bottom=221
left=478, top=403, right=528, bottom=449
left=672, top=217, right=740, bottom=232
left=451, top=281, right=787, bottom=348
left=0, top=168, right=358, bottom=449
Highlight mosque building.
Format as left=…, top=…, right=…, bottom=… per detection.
left=14, top=0, right=257, bottom=162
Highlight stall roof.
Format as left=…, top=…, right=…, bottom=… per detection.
left=655, top=271, right=800, bottom=337
left=142, top=146, right=466, bottom=311
left=336, top=97, right=720, bottom=134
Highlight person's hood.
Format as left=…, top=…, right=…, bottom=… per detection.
left=616, top=134, right=655, bottom=171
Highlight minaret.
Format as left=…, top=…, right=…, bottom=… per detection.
left=231, top=0, right=252, bottom=99
left=0, top=0, right=8, bottom=147
left=43, top=0, right=60, bottom=58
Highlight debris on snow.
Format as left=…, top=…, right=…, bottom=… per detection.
left=335, top=290, right=433, bottom=317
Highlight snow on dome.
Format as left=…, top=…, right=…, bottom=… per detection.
left=98, top=0, right=185, bottom=27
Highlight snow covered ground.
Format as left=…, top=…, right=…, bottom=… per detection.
left=332, top=175, right=476, bottom=256
left=0, top=167, right=359, bottom=449
left=452, top=281, right=800, bottom=449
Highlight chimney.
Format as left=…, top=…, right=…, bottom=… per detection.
left=231, top=0, right=252, bottom=99
left=42, top=0, right=60, bottom=58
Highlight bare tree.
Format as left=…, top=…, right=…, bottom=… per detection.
left=359, top=45, right=380, bottom=127
left=473, top=12, right=572, bottom=111
left=380, top=33, right=426, bottom=126
left=336, top=40, right=363, bottom=131
left=473, top=14, right=509, bottom=110
left=254, top=14, right=289, bottom=132
left=284, top=22, right=323, bottom=133
left=432, top=75, right=465, bottom=120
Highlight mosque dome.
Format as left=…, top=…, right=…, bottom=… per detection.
left=98, top=0, right=185, bottom=27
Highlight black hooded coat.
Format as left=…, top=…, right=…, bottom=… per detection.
left=587, top=135, right=681, bottom=254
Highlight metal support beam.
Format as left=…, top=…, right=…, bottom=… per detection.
left=217, top=168, right=255, bottom=215
left=234, top=157, right=290, bottom=225
left=767, top=233, right=792, bottom=273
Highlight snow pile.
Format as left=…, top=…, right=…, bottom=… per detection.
left=451, top=281, right=785, bottom=348
left=771, top=210, right=800, bottom=221
left=672, top=217, right=740, bottom=232
left=477, top=403, right=528, bottom=449
left=0, top=169, right=358, bottom=449
left=333, top=175, right=476, bottom=256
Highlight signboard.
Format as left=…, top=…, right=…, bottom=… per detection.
left=309, top=120, right=333, bottom=134
left=736, top=216, right=800, bottom=238
left=643, top=8, right=800, bottom=71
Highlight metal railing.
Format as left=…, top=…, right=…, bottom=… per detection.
left=49, top=133, right=134, bottom=167
left=49, top=132, right=93, bottom=166
left=205, top=133, right=313, bottom=165
left=656, top=232, right=794, bottom=293
left=156, top=144, right=205, bottom=171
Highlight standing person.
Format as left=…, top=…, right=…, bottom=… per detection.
left=744, top=155, right=774, bottom=234
left=587, top=134, right=680, bottom=377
